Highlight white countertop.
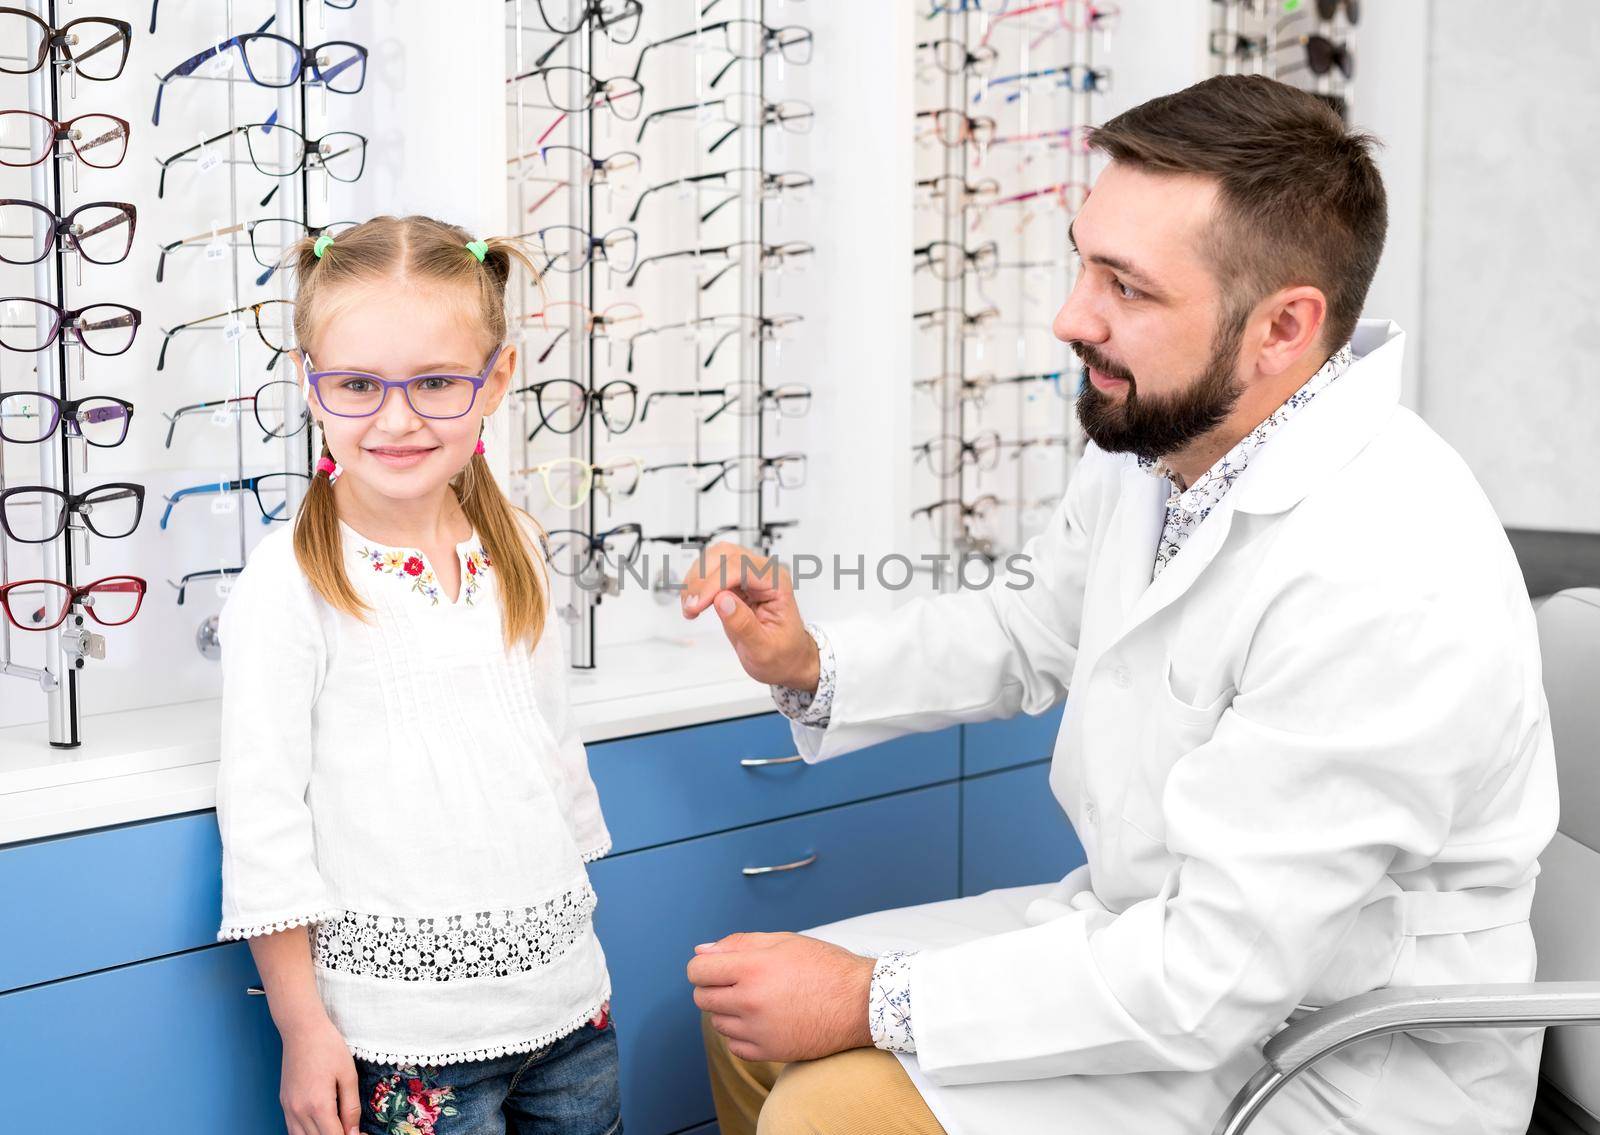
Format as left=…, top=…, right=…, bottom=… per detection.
left=0, top=634, right=775, bottom=848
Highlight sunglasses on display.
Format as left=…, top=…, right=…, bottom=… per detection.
left=153, top=13, right=368, bottom=126
left=1275, top=33, right=1353, bottom=79
left=0, top=200, right=135, bottom=267
left=0, top=111, right=129, bottom=170
left=0, top=575, right=146, bottom=632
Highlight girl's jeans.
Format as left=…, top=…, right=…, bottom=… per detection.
left=358, top=1017, right=621, bottom=1135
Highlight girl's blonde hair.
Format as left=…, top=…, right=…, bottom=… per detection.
left=288, top=214, right=551, bottom=651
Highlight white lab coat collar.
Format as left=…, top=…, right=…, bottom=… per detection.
left=1107, top=318, right=1406, bottom=642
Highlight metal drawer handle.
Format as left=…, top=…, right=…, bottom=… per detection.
left=740, top=753, right=805, bottom=768
left=743, top=853, right=818, bottom=877
left=246, top=986, right=266, bottom=996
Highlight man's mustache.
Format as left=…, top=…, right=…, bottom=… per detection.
left=1072, top=343, right=1135, bottom=386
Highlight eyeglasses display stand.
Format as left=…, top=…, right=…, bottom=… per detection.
left=505, top=0, right=812, bottom=670
left=0, top=0, right=335, bottom=746
left=1210, top=0, right=1354, bottom=122
left=911, top=0, right=1104, bottom=588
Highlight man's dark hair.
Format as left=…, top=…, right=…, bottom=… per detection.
left=1089, top=75, right=1387, bottom=353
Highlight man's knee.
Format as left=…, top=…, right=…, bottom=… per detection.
left=757, top=1048, right=939, bottom=1135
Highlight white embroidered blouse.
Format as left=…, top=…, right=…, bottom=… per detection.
left=215, top=517, right=613, bottom=1066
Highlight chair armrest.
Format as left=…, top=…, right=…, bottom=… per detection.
left=1213, top=982, right=1600, bottom=1135
left=1265, top=982, right=1600, bottom=1073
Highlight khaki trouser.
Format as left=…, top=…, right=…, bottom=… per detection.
left=701, top=1013, right=948, bottom=1135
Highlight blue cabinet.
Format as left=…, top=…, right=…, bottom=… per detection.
left=962, top=701, right=1065, bottom=777
left=589, top=712, right=960, bottom=854
left=0, top=942, right=283, bottom=1135
left=0, top=811, right=222, bottom=992
left=960, top=760, right=1085, bottom=896
left=591, top=783, right=960, bottom=1135
left=2, top=709, right=1089, bottom=1135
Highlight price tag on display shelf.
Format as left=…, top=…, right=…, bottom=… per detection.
left=211, top=492, right=238, bottom=516
left=197, top=140, right=223, bottom=176
left=222, top=318, right=245, bottom=343
left=211, top=407, right=233, bottom=427
left=200, top=50, right=234, bottom=78
left=204, top=218, right=227, bottom=261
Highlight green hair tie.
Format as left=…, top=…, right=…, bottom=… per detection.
left=312, top=233, right=334, bottom=259
left=465, top=239, right=489, bottom=263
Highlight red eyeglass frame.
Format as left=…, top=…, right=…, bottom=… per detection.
left=0, top=575, right=147, bottom=631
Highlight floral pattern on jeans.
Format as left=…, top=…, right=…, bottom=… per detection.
left=368, top=1065, right=460, bottom=1135
left=356, top=546, right=491, bottom=607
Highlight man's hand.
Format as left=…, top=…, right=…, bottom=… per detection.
left=688, top=932, right=877, bottom=1063
left=680, top=542, right=820, bottom=692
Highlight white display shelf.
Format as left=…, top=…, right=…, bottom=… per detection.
left=0, top=633, right=772, bottom=847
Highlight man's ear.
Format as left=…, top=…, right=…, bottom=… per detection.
left=1254, top=286, right=1328, bottom=378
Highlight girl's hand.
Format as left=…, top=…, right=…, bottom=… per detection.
left=279, top=1011, right=362, bottom=1135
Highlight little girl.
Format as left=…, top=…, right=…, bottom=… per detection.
left=214, top=216, right=618, bottom=1135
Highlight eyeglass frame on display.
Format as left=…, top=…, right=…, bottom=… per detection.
left=158, top=474, right=309, bottom=530
left=0, top=198, right=136, bottom=266
left=0, top=296, right=141, bottom=356
left=156, top=300, right=293, bottom=372
left=0, top=482, right=145, bottom=544
left=0, top=575, right=146, bottom=632
left=0, top=110, right=129, bottom=170
left=0, top=391, right=134, bottom=447
left=152, top=13, right=369, bottom=126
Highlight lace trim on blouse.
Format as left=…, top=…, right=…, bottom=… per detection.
left=310, top=885, right=598, bottom=983
left=347, top=984, right=613, bottom=1067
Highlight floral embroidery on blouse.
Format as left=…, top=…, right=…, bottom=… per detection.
left=368, top=1064, right=460, bottom=1134
left=356, top=545, right=492, bottom=606
left=1139, top=342, right=1355, bottom=580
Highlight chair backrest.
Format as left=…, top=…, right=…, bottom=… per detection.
left=1530, top=588, right=1600, bottom=1132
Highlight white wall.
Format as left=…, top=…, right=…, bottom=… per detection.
left=1417, top=0, right=1600, bottom=532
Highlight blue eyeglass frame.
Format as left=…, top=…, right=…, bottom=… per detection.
left=303, top=344, right=505, bottom=420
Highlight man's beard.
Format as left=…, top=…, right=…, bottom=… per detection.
left=1073, top=318, right=1247, bottom=463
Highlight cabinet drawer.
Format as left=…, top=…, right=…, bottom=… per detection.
left=588, top=712, right=959, bottom=854
left=0, top=942, right=283, bottom=1135
left=1, top=812, right=222, bottom=992
left=589, top=783, right=960, bottom=1135
left=961, top=761, right=1085, bottom=896
left=962, top=702, right=1065, bottom=777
